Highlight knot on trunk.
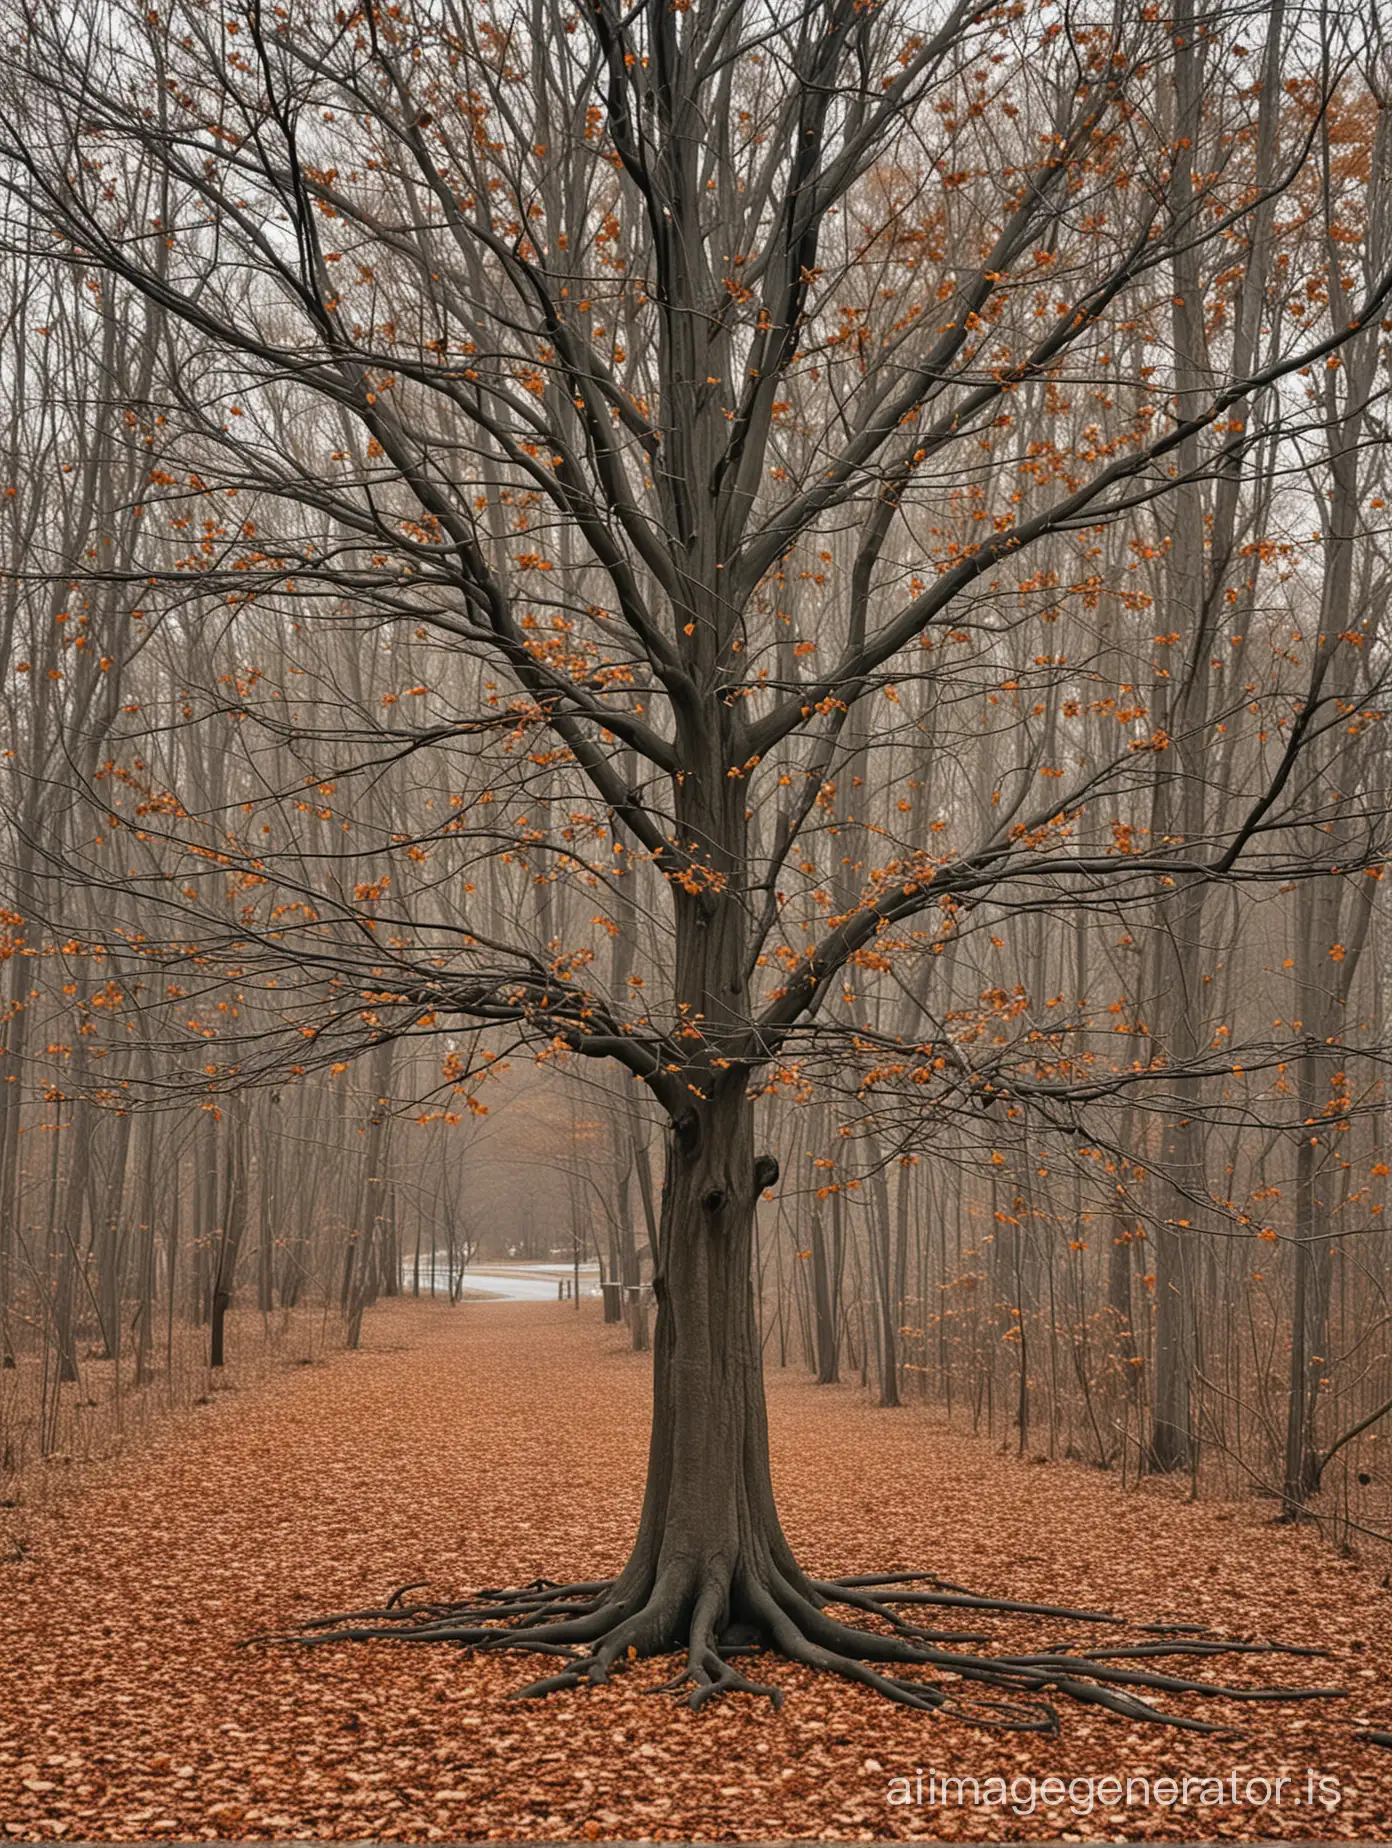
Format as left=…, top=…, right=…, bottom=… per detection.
left=753, top=1154, right=779, bottom=1194
left=702, top=1185, right=727, bottom=1214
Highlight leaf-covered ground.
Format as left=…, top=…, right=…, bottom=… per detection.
left=2, top=1297, right=1392, bottom=1842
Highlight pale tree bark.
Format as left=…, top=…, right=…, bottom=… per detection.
left=1280, top=93, right=1391, bottom=1504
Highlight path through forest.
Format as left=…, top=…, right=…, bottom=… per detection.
left=3, top=1300, right=1392, bottom=1841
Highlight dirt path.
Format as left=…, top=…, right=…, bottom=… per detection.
left=2, top=1298, right=1391, bottom=1841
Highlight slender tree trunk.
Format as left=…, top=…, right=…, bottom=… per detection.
left=191, top=1109, right=217, bottom=1326
left=95, top=1106, right=131, bottom=1362
left=869, top=1156, right=899, bottom=1408
left=0, top=850, right=35, bottom=1369
left=809, top=1197, right=840, bottom=1385
left=1147, top=0, right=1210, bottom=1475
left=210, top=1101, right=247, bottom=1369
left=133, top=1106, right=158, bottom=1387
left=55, top=1101, right=90, bottom=1386
left=258, top=1108, right=277, bottom=1315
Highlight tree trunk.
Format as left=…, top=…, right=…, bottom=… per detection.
left=869, top=1156, right=900, bottom=1409
left=54, top=1101, right=90, bottom=1386
left=95, top=1106, right=132, bottom=1362
left=1282, top=1114, right=1322, bottom=1510
left=210, top=1100, right=247, bottom=1369
left=1146, top=0, right=1208, bottom=1476
left=133, top=1107, right=158, bottom=1388
left=588, top=724, right=815, bottom=1645
left=606, top=1079, right=806, bottom=1638
left=258, top=1112, right=277, bottom=1315
left=808, top=1199, right=840, bottom=1385
left=0, top=850, right=35, bottom=1368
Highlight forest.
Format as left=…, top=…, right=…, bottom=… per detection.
left=3, top=0, right=1392, bottom=1837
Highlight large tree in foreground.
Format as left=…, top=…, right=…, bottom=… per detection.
left=3, top=0, right=1390, bottom=1727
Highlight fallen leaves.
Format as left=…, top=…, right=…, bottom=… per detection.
left=0, top=1299, right=1391, bottom=1839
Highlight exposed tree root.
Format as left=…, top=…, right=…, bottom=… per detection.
left=252, top=1563, right=1348, bottom=1734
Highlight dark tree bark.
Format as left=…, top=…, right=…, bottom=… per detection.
left=613, top=1080, right=793, bottom=1646
left=808, top=1196, right=841, bottom=1387
left=870, top=1157, right=901, bottom=1409
left=210, top=1100, right=247, bottom=1370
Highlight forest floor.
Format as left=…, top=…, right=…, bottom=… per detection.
left=2, top=1299, right=1391, bottom=1843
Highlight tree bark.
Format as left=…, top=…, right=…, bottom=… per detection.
left=611, top=1077, right=805, bottom=1634
left=210, top=1100, right=247, bottom=1369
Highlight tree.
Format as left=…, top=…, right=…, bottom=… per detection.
left=2, top=0, right=1389, bottom=1725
